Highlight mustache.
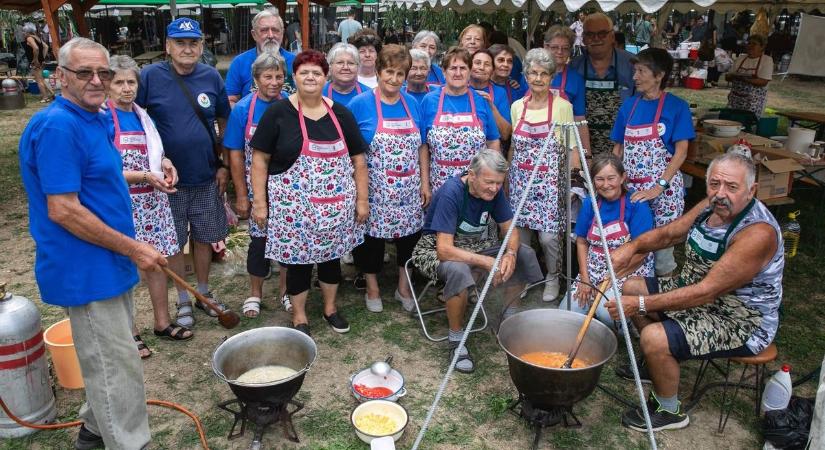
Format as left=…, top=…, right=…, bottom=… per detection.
left=710, top=196, right=732, bottom=209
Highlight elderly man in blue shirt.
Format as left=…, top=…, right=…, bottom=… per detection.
left=570, top=12, right=636, bottom=157
left=225, top=8, right=296, bottom=107
left=19, top=37, right=166, bottom=450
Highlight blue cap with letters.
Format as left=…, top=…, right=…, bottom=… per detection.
left=167, top=18, right=202, bottom=39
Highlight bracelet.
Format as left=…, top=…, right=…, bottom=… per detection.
left=506, top=250, right=517, bottom=257
left=142, top=171, right=148, bottom=184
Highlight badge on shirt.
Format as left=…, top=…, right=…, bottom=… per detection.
left=657, top=123, right=667, bottom=135
left=197, top=93, right=211, bottom=108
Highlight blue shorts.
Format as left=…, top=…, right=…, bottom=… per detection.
left=644, top=276, right=756, bottom=362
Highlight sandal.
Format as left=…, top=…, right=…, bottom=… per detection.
left=243, top=297, right=261, bottom=318
left=153, top=324, right=193, bottom=341
left=133, top=334, right=152, bottom=359
left=194, top=292, right=227, bottom=318
left=175, top=300, right=195, bottom=328
left=449, top=343, right=475, bottom=374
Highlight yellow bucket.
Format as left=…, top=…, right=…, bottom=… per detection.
left=43, top=319, right=84, bottom=389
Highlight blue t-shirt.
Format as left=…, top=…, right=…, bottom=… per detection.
left=322, top=81, right=369, bottom=107
left=137, top=62, right=230, bottom=187
left=348, top=89, right=426, bottom=145
left=551, top=67, right=587, bottom=117
left=471, top=83, right=512, bottom=124
left=420, top=90, right=501, bottom=142
left=510, top=56, right=525, bottom=85
left=491, top=79, right=527, bottom=108
left=574, top=192, right=653, bottom=239
left=402, top=84, right=440, bottom=106
left=104, top=105, right=143, bottom=137
left=570, top=48, right=637, bottom=105
left=423, top=175, right=514, bottom=235
left=609, top=93, right=696, bottom=155
left=19, top=97, right=139, bottom=306
left=225, top=47, right=296, bottom=97
left=224, top=93, right=280, bottom=151
left=427, top=64, right=445, bottom=85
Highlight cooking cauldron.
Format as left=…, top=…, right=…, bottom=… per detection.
left=212, top=327, right=317, bottom=404
left=498, top=309, right=617, bottom=409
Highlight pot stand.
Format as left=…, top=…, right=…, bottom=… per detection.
left=508, top=393, right=581, bottom=450
left=217, top=398, right=304, bottom=446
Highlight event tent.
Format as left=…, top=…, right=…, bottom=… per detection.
left=383, top=0, right=825, bottom=13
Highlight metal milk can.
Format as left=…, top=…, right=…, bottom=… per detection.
left=0, top=282, right=57, bottom=437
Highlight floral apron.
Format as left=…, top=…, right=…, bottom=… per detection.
left=427, top=89, right=486, bottom=192
left=727, top=56, right=769, bottom=117
left=550, top=66, right=570, bottom=102
left=412, top=179, right=499, bottom=280
left=664, top=200, right=762, bottom=356
left=571, top=195, right=653, bottom=296
left=265, top=100, right=364, bottom=264
left=508, top=94, right=563, bottom=233
left=243, top=93, right=280, bottom=238
left=623, top=93, right=685, bottom=228
left=109, top=101, right=179, bottom=257
left=366, top=90, right=424, bottom=239
left=584, top=51, right=622, bottom=157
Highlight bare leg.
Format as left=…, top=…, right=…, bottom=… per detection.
left=250, top=275, right=264, bottom=298
left=319, top=281, right=339, bottom=316
left=396, top=266, right=412, bottom=298
left=365, top=274, right=380, bottom=299
left=166, top=252, right=187, bottom=300
left=641, top=323, right=681, bottom=397
left=192, top=241, right=213, bottom=287
left=290, top=291, right=309, bottom=325
left=445, top=289, right=469, bottom=332
left=278, top=269, right=287, bottom=298
left=142, top=269, right=174, bottom=330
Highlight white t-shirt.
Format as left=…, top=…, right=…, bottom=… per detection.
left=570, top=21, right=584, bottom=46
left=732, top=54, right=773, bottom=80
left=358, top=75, right=378, bottom=88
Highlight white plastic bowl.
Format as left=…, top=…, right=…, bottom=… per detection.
left=350, top=367, right=407, bottom=402
left=351, top=400, right=408, bottom=444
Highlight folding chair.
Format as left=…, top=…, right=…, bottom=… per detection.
left=403, top=258, right=488, bottom=342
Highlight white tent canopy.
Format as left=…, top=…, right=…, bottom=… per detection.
left=385, top=0, right=825, bottom=13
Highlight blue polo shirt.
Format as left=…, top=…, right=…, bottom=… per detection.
left=570, top=48, right=637, bottom=104
left=19, top=97, right=139, bottom=306
left=224, top=92, right=281, bottom=151
left=225, top=47, right=296, bottom=98
left=427, top=64, right=445, bottom=85
left=609, top=93, right=696, bottom=155
left=423, top=175, right=513, bottom=235
left=137, top=62, right=230, bottom=187
left=551, top=67, right=587, bottom=117
left=574, top=192, right=653, bottom=239
left=420, top=90, right=500, bottom=142
left=322, top=81, right=370, bottom=107
left=348, top=89, right=426, bottom=144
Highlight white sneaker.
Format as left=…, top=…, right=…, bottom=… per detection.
left=342, top=252, right=354, bottom=264
left=280, top=294, right=293, bottom=312
left=543, top=276, right=560, bottom=302
left=394, top=289, right=415, bottom=312
left=365, top=294, right=383, bottom=313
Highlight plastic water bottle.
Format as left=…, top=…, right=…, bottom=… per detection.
left=761, top=364, right=792, bottom=413
left=781, top=211, right=801, bottom=258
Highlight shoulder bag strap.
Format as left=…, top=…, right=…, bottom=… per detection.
left=169, top=64, right=222, bottom=162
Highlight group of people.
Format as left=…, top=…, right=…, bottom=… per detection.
left=19, top=8, right=785, bottom=449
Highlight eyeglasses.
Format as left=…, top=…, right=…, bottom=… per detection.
left=547, top=45, right=572, bottom=53
left=526, top=71, right=552, bottom=79
left=333, top=60, right=357, bottom=68
left=583, top=30, right=611, bottom=40
left=60, top=66, right=114, bottom=81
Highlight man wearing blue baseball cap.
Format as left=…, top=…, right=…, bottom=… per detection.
left=225, top=8, right=296, bottom=107
left=137, top=17, right=232, bottom=328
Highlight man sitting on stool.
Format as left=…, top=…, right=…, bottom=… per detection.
left=606, top=152, right=784, bottom=431
left=412, top=149, right=543, bottom=374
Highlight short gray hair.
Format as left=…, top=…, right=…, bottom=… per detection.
left=412, top=30, right=440, bottom=48
left=584, top=12, right=614, bottom=31
left=326, top=42, right=360, bottom=66
left=109, top=55, right=139, bottom=81
left=543, top=24, right=576, bottom=47
left=409, top=48, right=430, bottom=67
left=523, top=48, right=555, bottom=77
left=706, top=152, right=756, bottom=190
left=252, top=51, right=286, bottom=79
left=469, top=148, right=509, bottom=175
left=252, top=8, right=283, bottom=30
left=58, top=37, right=109, bottom=68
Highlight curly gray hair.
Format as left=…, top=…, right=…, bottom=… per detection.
left=409, top=48, right=430, bottom=68
left=109, top=55, right=140, bottom=81
left=523, top=48, right=555, bottom=78
left=412, top=30, right=441, bottom=48
left=252, top=51, right=286, bottom=79
left=469, top=148, right=509, bottom=175
left=326, top=42, right=360, bottom=67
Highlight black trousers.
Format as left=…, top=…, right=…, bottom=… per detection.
left=352, top=231, right=422, bottom=274
left=280, top=259, right=341, bottom=295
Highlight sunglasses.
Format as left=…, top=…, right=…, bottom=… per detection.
left=583, top=30, right=611, bottom=40
left=60, top=66, right=115, bottom=81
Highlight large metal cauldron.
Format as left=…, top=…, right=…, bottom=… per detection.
left=498, top=309, right=617, bottom=409
left=212, top=327, right=317, bottom=404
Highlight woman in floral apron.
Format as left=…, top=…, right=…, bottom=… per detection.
left=404, top=49, right=436, bottom=106
left=544, top=25, right=591, bottom=156
left=508, top=48, right=578, bottom=302
left=249, top=50, right=369, bottom=337
left=489, top=44, right=528, bottom=109
left=349, top=45, right=428, bottom=314
left=323, top=43, right=369, bottom=106
left=421, top=46, right=501, bottom=193
left=411, top=30, right=445, bottom=87
left=560, top=155, right=654, bottom=327
left=469, top=49, right=512, bottom=141
left=725, top=35, right=773, bottom=118
left=224, top=52, right=288, bottom=319
left=611, top=48, right=695, bottom=276
left=105, top=56, right=188, bottom=358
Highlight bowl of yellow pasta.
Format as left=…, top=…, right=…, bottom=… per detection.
left=350, top=399, right=408, bottom=443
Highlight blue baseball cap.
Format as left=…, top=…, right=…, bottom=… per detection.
left=167, top=18, right=202, bottom=39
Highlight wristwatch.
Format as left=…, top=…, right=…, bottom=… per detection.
left=638, top=295, right=647, bottom=316
left=657, top=178, right=669, bottom=189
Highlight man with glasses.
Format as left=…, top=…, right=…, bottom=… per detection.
left=19, top=37, right=165, bottom=449
left=137, top=18, right=231, bottom=330
left=226, top=8, right=296, bottom=107
left=570, top=12, right=636, bottom=158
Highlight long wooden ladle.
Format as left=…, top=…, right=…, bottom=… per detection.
left=162, top=267, right=241, bottom=329
left=562, top=279, right=612, bottom=368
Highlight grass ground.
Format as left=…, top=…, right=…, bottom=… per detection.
left=0, top=77, right=823, bottom=450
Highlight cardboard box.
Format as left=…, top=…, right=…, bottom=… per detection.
left=183, top=241, right=194, bottom=275
left=755, top=158, right=804, bottom=200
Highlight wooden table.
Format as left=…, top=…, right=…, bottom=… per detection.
left=776, top=111, right=825, bottom=140
left=133, top=51, right=165, bottom=66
